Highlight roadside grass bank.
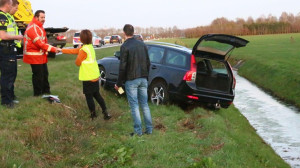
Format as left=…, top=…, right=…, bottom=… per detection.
left=0, top=47, right=289, bottom=167
left=158, top=33, right=300, bottom=108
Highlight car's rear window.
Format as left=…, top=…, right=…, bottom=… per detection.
left=74, top=33, right=80, bottom=37
left=197, top=41, right=233, bottom=56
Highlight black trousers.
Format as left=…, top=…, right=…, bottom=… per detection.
left=0, top=59, right=17, bottom=105
left=30, top=64, right=50, bottom=96
left=83, top=81, right=106, bottom=112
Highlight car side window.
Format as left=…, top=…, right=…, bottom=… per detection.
left=148, top=46, right=164, bottom=63
left=209, top=60, right=228, bottom=75
left=165, top=50, right=186, bottom=67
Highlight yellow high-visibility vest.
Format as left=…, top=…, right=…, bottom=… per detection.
left=6, top=13, right=21, bottom=48
left=0, top=12, right=21, bottom=48
left=79, top=44, right=100, bottom=81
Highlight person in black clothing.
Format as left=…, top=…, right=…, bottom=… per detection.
left=0, top=0, right=23, bottom=108
left=114, top=24, right=152, bottom=136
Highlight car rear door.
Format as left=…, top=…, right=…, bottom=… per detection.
left=159, top=48, right=189, bottom=92
left=147, top=45, right=165, bottom=83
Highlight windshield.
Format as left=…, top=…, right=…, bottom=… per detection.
left=74, top=33, right=80, bottom=37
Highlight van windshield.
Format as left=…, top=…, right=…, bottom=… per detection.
left=74, top=33, right=80, bottom=37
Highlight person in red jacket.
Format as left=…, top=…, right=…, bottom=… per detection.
left=23, top=10, right=61, bottom=96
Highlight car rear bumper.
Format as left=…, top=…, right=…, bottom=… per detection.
left=170, top=82, right=234, bottom=105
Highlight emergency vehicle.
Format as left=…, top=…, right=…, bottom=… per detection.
left=73, top=31, right=103, bottom=48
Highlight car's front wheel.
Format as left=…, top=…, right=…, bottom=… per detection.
left=149, top=81, right=169, bottom=105
left=99, top=66, right=107, bottom=88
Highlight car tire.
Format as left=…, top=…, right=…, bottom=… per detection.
left=99, top=66, right=107, bottom=89
left=149, top=80, right=169, bottom=105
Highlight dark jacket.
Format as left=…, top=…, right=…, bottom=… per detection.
left=116, top=37, right=150, bottom=87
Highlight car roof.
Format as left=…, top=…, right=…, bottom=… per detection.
left=145, top=41, right=192, bottom=53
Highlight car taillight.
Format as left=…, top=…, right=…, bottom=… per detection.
left=57, top=36, right=66, bottom=40
left=187, top=95, right=199, bottom=100
left=183, top=54, right=197, bottom=81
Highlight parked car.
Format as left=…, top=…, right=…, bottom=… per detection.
left=104, top=36, right=111, bottom=44
left=110, top=35, right=122, bottom=44
left=97, top=34, right=249, bottom=108
left=73, top=31, right=103, bottom=48
left=133, top=34, right=143, bottom=41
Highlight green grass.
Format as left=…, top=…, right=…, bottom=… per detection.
left=158, top=34, right=300, bottom=108
left=0, top=46, right=289, bottom=167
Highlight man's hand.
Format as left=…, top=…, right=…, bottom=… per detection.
left=15, top=35, right=23, bottom=40
left=114, top=84, right=119, bottom=91
left=56, top=48, right=62, bottom=53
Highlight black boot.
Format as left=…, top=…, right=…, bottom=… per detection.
left=90, top=111, right=97, bottom=120
left=102, top=110, right=111, bottom=120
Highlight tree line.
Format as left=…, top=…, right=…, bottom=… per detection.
left=64, top=12, right=300, bottom=42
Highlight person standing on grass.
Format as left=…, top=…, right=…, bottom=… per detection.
left=114, top=24, right=152, bottom=136
left=0, top=0, right=23, bottom=108
left=23, top=10, right=61, bottom=96
left=62, top=29, right=111, bottom=120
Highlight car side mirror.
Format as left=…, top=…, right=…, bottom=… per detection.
left=114, top=51, right=120, bottom=59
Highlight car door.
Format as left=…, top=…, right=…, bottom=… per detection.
left=147, top=45, right=165, bottom=84
left=160, top=49, right=189, bottom=92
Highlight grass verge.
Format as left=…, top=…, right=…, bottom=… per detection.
left=0, top=46, right=290, bottom=167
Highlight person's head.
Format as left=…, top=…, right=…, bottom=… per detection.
left=123, top=24, right=134, bottom=37
left=80, top=29, right=92, bottom=45
left=34, top=10, right=45, bottom=25
left=9, top=0, right=19, bottom=15
left=0, top=0, right=12, bottom=13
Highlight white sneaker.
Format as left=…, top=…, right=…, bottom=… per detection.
left=13, top=100, right=19, bottom=104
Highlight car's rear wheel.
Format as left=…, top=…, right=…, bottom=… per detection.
left=99, top=66, right=107, bottom=88
left=149, top=81, right=169, bottom=105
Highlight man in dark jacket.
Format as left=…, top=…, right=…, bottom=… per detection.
left=115, top=24, right=152, bottom=136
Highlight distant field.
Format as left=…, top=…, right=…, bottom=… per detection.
left=159, top=33, right=300, bottom=108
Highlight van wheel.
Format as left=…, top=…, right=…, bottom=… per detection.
left=149, top=81, right=169, bottom=105
left=99, top=66, right=107, bottom=88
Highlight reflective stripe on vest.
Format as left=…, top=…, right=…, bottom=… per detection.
left=6, top=14, right=21, bottom=48
left=79, top=44, right=100, bottom=81
left=0, top=11, right=12, bottom=42
left=24, top=24, right=47, bottom=55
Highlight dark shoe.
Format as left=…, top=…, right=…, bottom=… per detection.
left=2, top=102, right=14, bottom=109
left=130, top=132, right=142, bottom=137
left=90, top=111, right=97, bottom=120
left=102, top=110, right=112, bottom=120
left=143, top=131, right=152, bottom=135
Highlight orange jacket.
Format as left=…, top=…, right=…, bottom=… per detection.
left=23, top=17, right=57, bottom=64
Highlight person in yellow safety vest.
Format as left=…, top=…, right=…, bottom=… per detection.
left=7, top=0, right=21, bottom=48
left=0, top=0, right=23, bottom=108
left=62, top=29, right=111, bottom=120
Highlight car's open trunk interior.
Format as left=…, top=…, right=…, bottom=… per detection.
left=195, top=59, right=232, bottom=93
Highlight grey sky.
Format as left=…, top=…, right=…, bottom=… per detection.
left=29, top=0, right=300, bottom=30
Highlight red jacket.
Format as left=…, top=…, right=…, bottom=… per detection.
left=23, top=17, right=57, bottom=64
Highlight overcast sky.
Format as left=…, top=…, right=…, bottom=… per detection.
left=29, top=0, right=300, bottom=30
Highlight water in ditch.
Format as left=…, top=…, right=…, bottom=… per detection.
left=233, top=71, right=300, bottom=168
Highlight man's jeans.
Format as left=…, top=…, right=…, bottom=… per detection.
left=125, top=78, right=153, bottom=135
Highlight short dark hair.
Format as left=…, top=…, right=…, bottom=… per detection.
left=12, top=0, right=19, bottom=6
left=80, top=29, right=92, bottom=44
left=0, top=0, right=11, bottom=8
left=123, top=24, right=134, bottom=36
left=34, top=10, right=45, bottom=18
